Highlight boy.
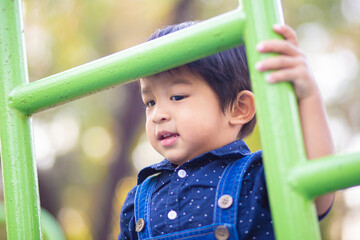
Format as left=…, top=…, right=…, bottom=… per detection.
left=118, top=22, right=334, bottom=239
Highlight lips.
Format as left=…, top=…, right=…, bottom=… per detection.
left=157, top=131, right=178, bottom=139
left=157, top=131, right=179, bottom=146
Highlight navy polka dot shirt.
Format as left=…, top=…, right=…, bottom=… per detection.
left=119, top=140, right=274, bottom=239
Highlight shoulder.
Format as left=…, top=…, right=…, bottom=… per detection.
left=237, top=151, right=274, bottom=238
left=244, top=150, right=264, bottom=176
left=121, top=185, right=137, bottom=213
left=118, top=185, right=138, bottom=240
left=238, top=150, right=269, bottom=217
left=240, top=150, right=265, bottom=183
left=245, top=150, right=263, bottom=165
left=241, top=150, right=266, bottom=198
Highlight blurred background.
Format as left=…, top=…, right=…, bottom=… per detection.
left=0, top=0, right=359, bottom=239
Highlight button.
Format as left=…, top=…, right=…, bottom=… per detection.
left=218, top=194, right=233, bottom=209
left=215, top=225, right=230, bottom=240
left=177, top=169, right=187, bottom=178
left=135, top=218, right=145, bottom=232
left=167, top=210, right=177, bottom=220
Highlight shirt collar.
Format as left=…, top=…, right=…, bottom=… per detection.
left=137, top=139, right=251, bottom=184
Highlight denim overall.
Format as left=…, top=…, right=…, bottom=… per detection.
left=134, top=153, right=256, bottom=240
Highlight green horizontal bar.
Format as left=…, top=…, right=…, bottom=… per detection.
left=288, top=152, right=360, bottom=198
left=9, top=8, right=245, bottom=115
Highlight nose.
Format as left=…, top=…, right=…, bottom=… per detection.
left=151, top=103, right=171, bottom=123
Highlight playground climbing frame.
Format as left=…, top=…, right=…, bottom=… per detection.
left=1, top=0, right=360, bottom=239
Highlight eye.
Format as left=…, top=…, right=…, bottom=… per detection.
left=170, top=96, right=185, bottom=101
left=145, top=100, right=155, bottom=108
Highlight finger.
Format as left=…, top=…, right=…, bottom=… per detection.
left=265, top=67, right=303, bottom=84
left=273, top=24, right=298, bottom=46
left=257, top=40, right=300, bottom=56
left=265, top=66, right=314, bottom=100
left=255, top=56, right=300, bottom=72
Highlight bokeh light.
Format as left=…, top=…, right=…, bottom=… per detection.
left=81, top=126, right=113, bottom=160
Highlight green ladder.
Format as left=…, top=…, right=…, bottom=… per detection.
left=1, top=0, right=359, bottom=239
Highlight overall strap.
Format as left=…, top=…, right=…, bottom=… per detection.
left=134, top=173, right=160, bottom=240
left=213, top=153, right=257, bottom=239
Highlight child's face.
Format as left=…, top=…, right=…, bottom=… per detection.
left=140, top=67, right=239, bottom=166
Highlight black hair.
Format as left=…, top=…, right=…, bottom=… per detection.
left=147, top=21, right=256, bottom=139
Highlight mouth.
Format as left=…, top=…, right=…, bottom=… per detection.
left=157, top=131, right=179, bottom=146
left=157, top=131, right=179, bottom=140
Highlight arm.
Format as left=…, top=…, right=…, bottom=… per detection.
left=255, top=24, right=335, bottom=216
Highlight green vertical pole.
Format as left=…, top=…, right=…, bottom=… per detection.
left=242, top=0, right=321, bottom=239
left=0, top=0, right=42, bottom=239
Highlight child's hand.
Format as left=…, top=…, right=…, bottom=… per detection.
left=256, top=25, right=335, bottom=217
left=255, top=24, right=317, bottom=101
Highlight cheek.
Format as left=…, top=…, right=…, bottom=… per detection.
left=177, top=110, right=214, bottom=137
left=145, top=119, right=155, bottom=140
left=179, top=107, right=226, bottom=136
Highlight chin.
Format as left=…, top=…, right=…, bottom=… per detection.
left=168, top=159, right=185, bottom=166
left=166, top=156, right=188, bottom=166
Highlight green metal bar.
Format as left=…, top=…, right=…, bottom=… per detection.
left=0, top=203, right=65, bottom=240
left=0, top=0, right=42, bottom=239
left=289, top=152, right=360, bottom=198
left=1, top=0, right=359, bottom=239
left=243, top=0, right=321, bottom=239
left=9, top=9, right=246, bottom=115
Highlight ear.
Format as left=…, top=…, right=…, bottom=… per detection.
left=229, top=90, right=256, bottom=126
